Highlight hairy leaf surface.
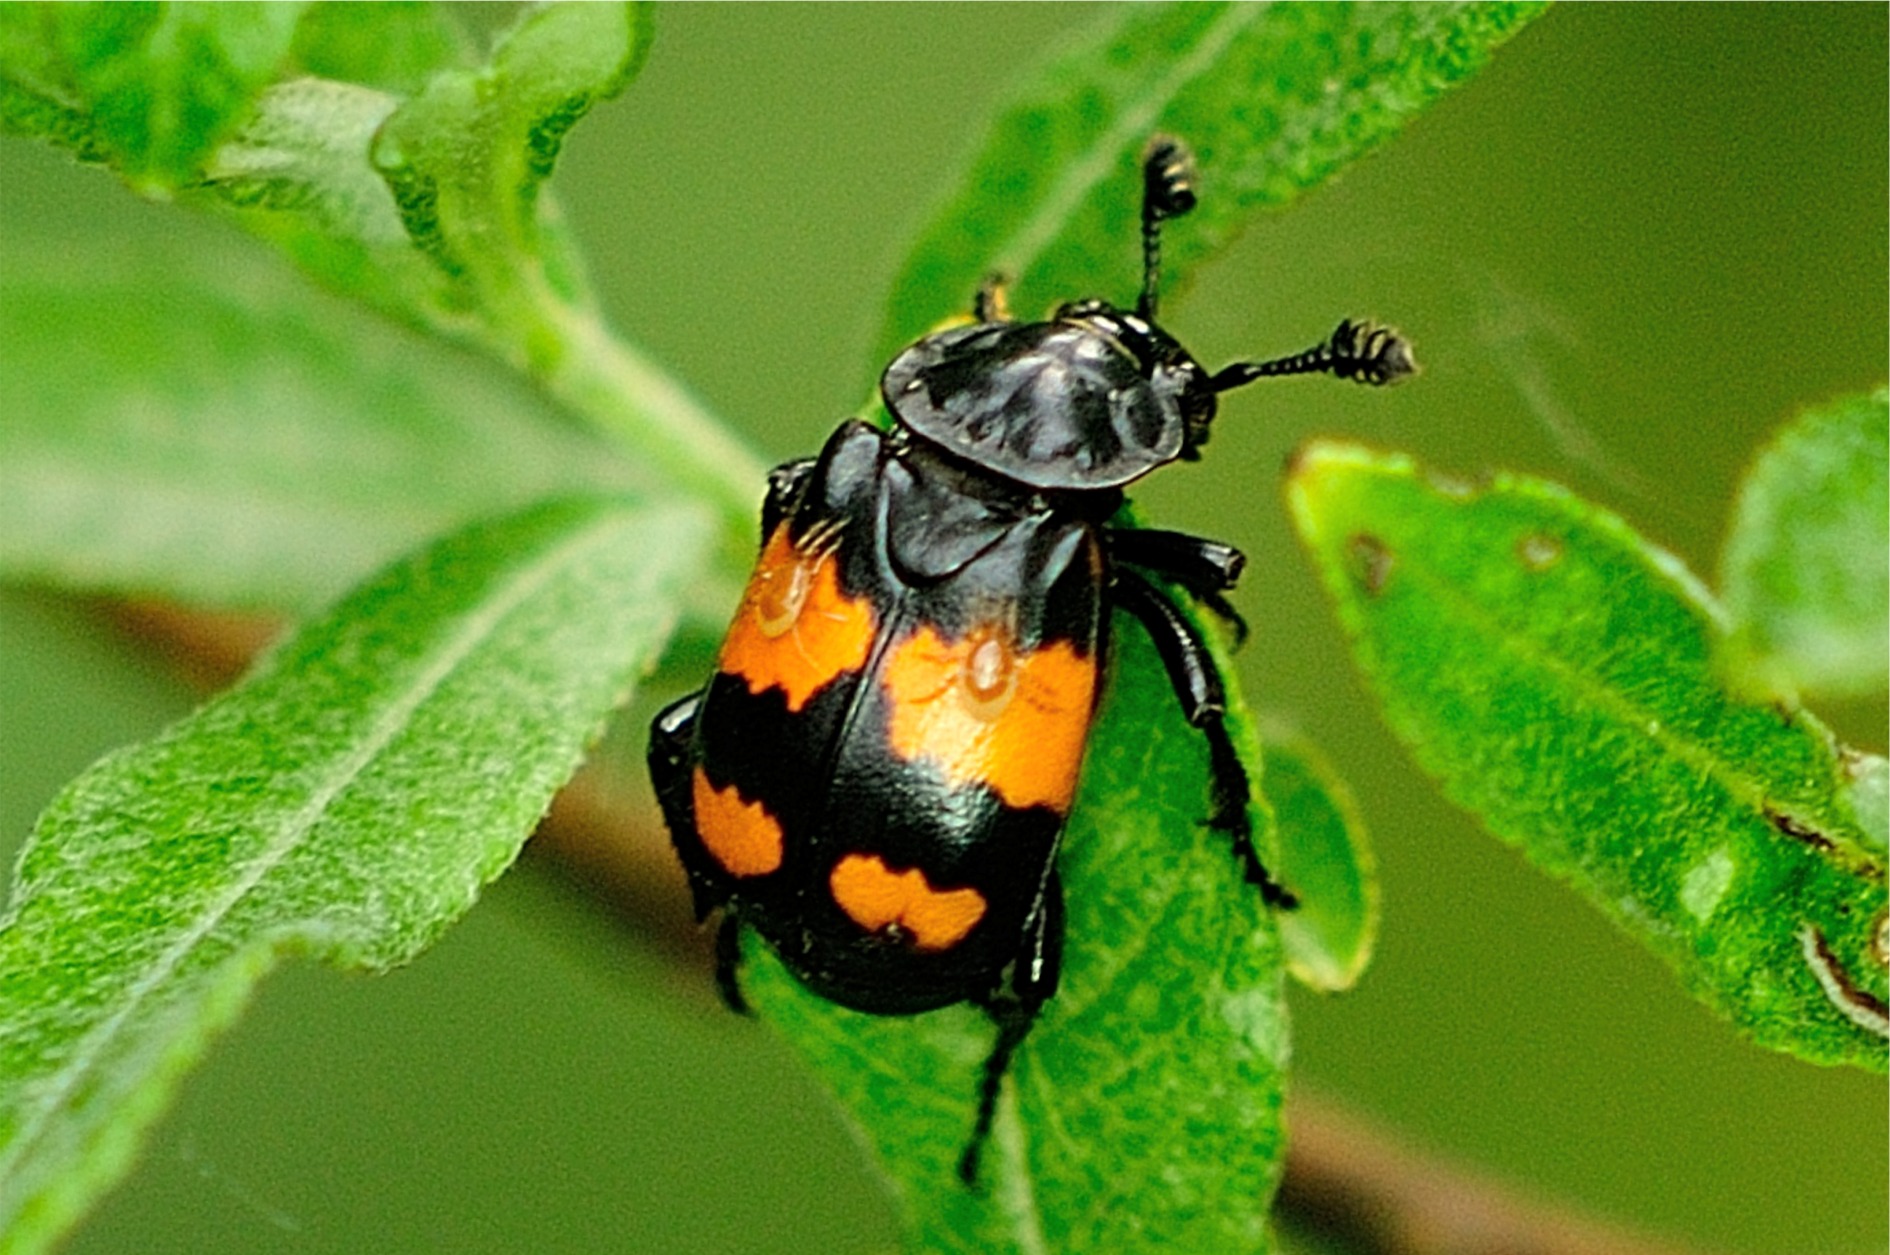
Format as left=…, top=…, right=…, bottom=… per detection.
left=1289, top=442, right=1888, bottom=1068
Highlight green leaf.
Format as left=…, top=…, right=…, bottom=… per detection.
left=1720, top=386, right=1890, bottom=700
left=206, top=2, right=762, bottom=528
left=364, top=1, right=650, bottom=346
left=871, top=0, right=1547, bottom=365
left=0, top=2, right=303, bottom=191
left=0, top=245, right=648, bottom=614
left=1288, top=441, right=1889, bottom=1069
left=745, top=611, right=1288, bottom=1255
left=0, top=496, right=710, bottom=1254
left=1265, top=730, right=1379, bottom=992
left=287, top=1, right=469, bottom=96
left=203, top=75, right=407, bottom=245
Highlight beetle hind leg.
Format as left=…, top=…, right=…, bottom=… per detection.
left=958, top=1000, right=1039, bottom=1186
left=714, top=911, right=752, bottom=1016
left=959, top=874, right=1064, bottom=1185
left=1113, top=572, right=1297, bottom=909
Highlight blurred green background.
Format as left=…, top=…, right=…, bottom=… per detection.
left=2, top=5, right=1884, bottom=1253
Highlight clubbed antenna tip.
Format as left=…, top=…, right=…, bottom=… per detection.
left=1142, top=134, right=1198, bottom=222
left=1208, top=319, right=1419, bottom=393
left=1328, top=318, right=1418, bottom=386
left=1137, top=134, right=1199, bottom=320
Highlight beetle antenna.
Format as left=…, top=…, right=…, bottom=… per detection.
left=1138, top=135, right=1198, bottom=321
left=1209, top=319, right=1418, bottom=392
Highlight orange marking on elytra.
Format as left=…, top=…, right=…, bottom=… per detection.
left=829, top=853, right=987, bottom=952
left=692, top=768, right=784, bottom=877
left=719, top=524, right=875, bottom=712
left=882, top=623, right=1097, bottom=812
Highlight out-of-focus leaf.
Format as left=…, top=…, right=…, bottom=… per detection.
left=287, top=1, right=468, bottom=96
left=0, top=496, right=712, bottom=1254
left=1265, top=730, right=1379, bottom=992
left=0, top=2, right=303, bottom=191
left=208, top=3, right=760, bottom=530
left=0, top=246, right=648, bottom=614
left=746, top=613, right=1288, bottom=1255
left=872, top=1, right=1547, bottom=365
left=1288, top=441, right=1888, bottom=1068
left=365, top=1, right=651, bottom=338
left=1721, top=386, right=1889, bottom=700
left=204, top=76, right=406, bottom=245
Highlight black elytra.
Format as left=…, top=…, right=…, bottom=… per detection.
left=648, top=134, right=1414, bottom=1185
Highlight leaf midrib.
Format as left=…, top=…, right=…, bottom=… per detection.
left=1382, top=525, right=1830, bottom=873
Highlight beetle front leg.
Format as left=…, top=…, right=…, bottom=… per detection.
left=1113, top=572, right=1295, bottom=908
left=1108, top=527, right=1250, bottom=646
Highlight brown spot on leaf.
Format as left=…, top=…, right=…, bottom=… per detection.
left=1765, top=805, right=1836, bottom=853
left=1800, top=926, right=1890, bottom=1038
left=1346, top=534, right=1393, bottom=596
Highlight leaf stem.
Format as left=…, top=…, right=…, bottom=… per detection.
left=533, top=299, right=767, bottom=538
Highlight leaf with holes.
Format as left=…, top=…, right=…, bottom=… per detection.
left=0, top=497, right=711, bottom=1254
left=1288, top=441, right=1888, bottom=1069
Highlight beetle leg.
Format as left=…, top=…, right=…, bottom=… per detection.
left=761, top=457, right=818, bottom=538
left=714, top=911, right=751, bottom=1016
left=959, top=875, right=1064, bottom=1185
left=1107, top=527, right=1250, bottom=645
left=1112, top=572, right=1296, bottom=908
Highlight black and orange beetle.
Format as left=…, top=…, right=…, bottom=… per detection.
left=649, top=136, right=1413, bottom=1182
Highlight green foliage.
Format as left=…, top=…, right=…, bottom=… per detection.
left=873, top=0, right=1547, bottom=365
left=287, top=1, right=468, bottom=96
left=1266, top=732, right=1379, bottom=993
left=0, top=2, right=303, bottom=190
left=1721, top=386, right=1890, bottom=701
left=0, top=247, right=645, bottom=614
left=1288, top=442, right=1888, bottom=1068
left=0, top=1, right=1584, bottom=1251
left=0, top=497, right=711, bottom=1252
